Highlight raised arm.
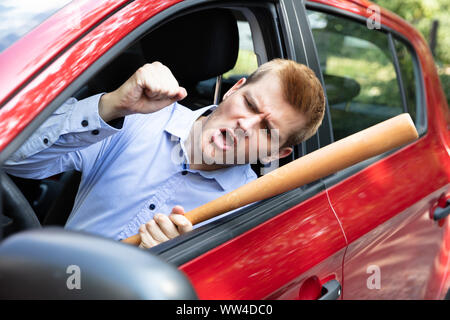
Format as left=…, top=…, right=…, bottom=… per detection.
left=98, top=61, right=187, bottom=122
left=3, top=62, right=187, bottom=179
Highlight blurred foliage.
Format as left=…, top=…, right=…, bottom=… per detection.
left=308, top=10, right=421, bottom=140
left=223, top=49, right=258, bottom=79
left=373, top=0, right=450, bottom=106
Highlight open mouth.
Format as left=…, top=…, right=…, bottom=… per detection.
left=211, top=128, right=237, bottom=151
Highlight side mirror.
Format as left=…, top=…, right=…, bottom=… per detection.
left=0, top=228, right=198, bottom=299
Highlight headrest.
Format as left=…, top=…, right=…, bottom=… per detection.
left=141, top=9, right=239, bottom=87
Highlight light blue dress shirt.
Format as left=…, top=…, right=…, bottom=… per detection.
left=3, top=94, right=257, bottom=240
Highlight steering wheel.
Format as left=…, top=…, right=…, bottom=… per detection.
left=1, top=172, right=41, bottom=232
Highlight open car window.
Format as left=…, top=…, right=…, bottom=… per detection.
left=0, top=2, right=326, bottom=265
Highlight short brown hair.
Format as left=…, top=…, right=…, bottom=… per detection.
left=245, top=59, right=325, bottom=147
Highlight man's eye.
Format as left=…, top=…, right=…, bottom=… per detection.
left=245, top=97, right=256, bottom=112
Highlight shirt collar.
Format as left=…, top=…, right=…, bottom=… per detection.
left=164, top=102, right=253, bottom=191
left=164, top=103, right=216, bottom=142
left=193, top=164, right=253, bottom=191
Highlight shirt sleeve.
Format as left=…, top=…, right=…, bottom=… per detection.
left=3, top=93, right=121, bottom=179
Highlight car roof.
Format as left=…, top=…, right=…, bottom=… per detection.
left=0, top=0, right=129, bottom=107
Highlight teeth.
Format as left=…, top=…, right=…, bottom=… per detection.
left=213, top=129, right=236, bottom=149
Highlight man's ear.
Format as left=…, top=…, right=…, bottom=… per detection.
left=278, top=147, right=293, bottom=159
left=222, top=77, right=247, bottom=100
left=260, top=147, right=293, bottom=164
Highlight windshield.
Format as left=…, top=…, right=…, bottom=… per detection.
left=0, top=0, right=71, bottom=53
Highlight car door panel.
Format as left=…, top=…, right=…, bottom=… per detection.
left=331, top=181, right=449, bottom=299
left=305, top=2, right=450, bottom=299
left=180, top=191, right=346, bottom=299
left=326, top=147, right=449, bottom=299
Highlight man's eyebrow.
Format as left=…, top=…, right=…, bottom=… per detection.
left=247, top=93, right=274, bottom=130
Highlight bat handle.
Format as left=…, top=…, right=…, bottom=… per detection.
left=121, top=212, right=195, bottom=245
left=122, top=234, right=141, bottom=246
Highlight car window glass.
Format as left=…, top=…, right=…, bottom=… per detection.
left=307, top=11, right=403, bottom=141
left=394, top=39, right=419, bottom=124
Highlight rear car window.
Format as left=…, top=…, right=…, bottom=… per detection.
left=0, top=0, right=71, bottom=53
left=307, top=11, right=404, bottom=141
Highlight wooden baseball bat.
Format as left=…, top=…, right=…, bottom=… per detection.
left=122, top=113, right=418, bottom=245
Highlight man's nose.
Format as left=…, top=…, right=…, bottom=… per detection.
left=237, top=114, right=264, bottom=135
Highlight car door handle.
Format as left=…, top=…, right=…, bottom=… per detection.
left=318, top=279, right=341, bottom=300
left=434, top=199, right=450, bottom=221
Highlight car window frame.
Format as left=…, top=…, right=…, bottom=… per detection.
left=0, top=0, right=331, bottom=266
left=304, top=1, right=427, bottom=187
left=279, top=0, right=334, bottom=152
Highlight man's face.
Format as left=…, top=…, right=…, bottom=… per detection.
left=197, top=72, right=306, bottom=166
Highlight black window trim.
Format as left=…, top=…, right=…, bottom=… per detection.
left=304, top=1, right=427, bottom=188
left=0, top=0, right=329, bottom=266
left=278, top=0, right=334, bottom=153
left=388, top=32, right=409, bottom=114
left=392, top=36, right=427, bottom=132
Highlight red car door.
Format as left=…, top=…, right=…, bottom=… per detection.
left=179, top=188, right=346, bottom=300
left=307, top=1, right=450, bottom=299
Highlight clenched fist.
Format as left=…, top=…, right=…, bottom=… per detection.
left=99, top=62, right=187, bottom=122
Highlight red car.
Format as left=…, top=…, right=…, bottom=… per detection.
left=0, top=0, right=449, bottom=300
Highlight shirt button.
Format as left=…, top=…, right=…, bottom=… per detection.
left=81, top=120, right=89, bottom=127
left=91, top=129, right=99, bottom=135
left=181, top=171, right=188, bottom=175
left=149, top=204, right=156, bottom=210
